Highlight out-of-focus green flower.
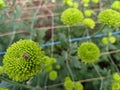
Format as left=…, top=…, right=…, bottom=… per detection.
left=61, top=8, right=84, bottom=25
left=111, top=73, right=120, bottom=90
left=83, top=0, right=90, bottom=7
left=109, top=36, right=116, bottom=44
left=83, top=0, right=90, bottom=4
left=73, top=3, right=79, bottom=8
left=49, top=70, right=58, bottom=81
left=63, top=0, right=73, bottom=6
left=3, top=40, right=45, bottom=82
left=74, top=82, right=84, bottom=90
left=111, top=1, right=120, bottom=11
left=102, top=36, right=116, bottom=45
left=64, top=77, right=74, bottom=90
left=102, top=37, right=109, bottom=45
left=98, top=9, right=120, bottom=26
left=44, top=56, right=56, bottom=72
left=113, top=73, right=120, bottom=81
left=77, top=42, right=100, bottom=64
left=84, top=10, right=94, bottom=17
left=0, top=0, right=5, bottom=9
left=83, top=18, right=95, bottom=29
left=111, top=81, right=120, bottom=90
left=56, top=64, right=61, bottom=70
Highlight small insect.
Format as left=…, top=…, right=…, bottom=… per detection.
left=23, top=54, right=29, bottom=59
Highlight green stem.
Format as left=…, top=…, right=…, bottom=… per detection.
left=66, top=26, right=74, bottom=81
left=106, top=45, right=120, bottom=73
left=93, top=64, right=103, bottom=90
left=91, top=24, right=106, bottom=38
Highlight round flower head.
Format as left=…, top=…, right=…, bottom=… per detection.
left=73, top=3, right=79, bottom=8
left=77, top=42, right=100, bottom=64
left=49, top=70, right=58, bottom=81
left=56, top=64, right=61, bottom=70
left=83, top=18, right=95, bottom=29
left=0, top=0, right=5, bottom=9
left=98, top=9, right=120, bottom=26
left=75, top=82, right=84, bottom=90
left=64, top=77, right=74, bottom=90
left=84, top=10, right=94, bottom=17
left=83, top=0, right=90, bottom=4
left=112, top=73, right=120, bottom=81
left=44, top=56, right=56, bottom=72
left=61, top=8, right=84, bottom=25
left=111, top=1, right=120, bottom=11
left=111, top=81, right=120, bottom=90
left=63, top=0, right=73, bottom=6
left=102, top=37, right=109, bottom=45
left=109, top=36, right=116, bottom=44
left=3, top=40, right=45, bottom=82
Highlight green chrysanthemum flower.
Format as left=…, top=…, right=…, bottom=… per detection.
left=3, top=40, right=45, bottom=82
left=0, top=0, right=5, bottom=9
left=111, top=81, right=120, bottom=90
left=49, top=70, right=58, bottom=81
left=102, top=37, right=109, bottom=45
left=64, top=77, right=74, bottom=90
left=109, top=36, right=116, bottom=44
left=61, top=8, right=84, bottom=25
left=56, top=64, right=61, bottom=70
left=44, top=56, right=56, bottom=72
left=77, top=42, right=100, bottom=64
left=84, top=10, right=94, bottom=17
left=98, top=9, right=120, bottom=26
left=83, top=0, right=90, bottom=4
left=63, top=0, right=73, bottom=6
left=73, top=3, right=79, bottom=8
left=112, top=73, right=120, bottom=81
left=83, top=18, right=95, bottom=29
left=111, top=1, right=120, bottom=11
left=75, top=82, right=84, bottom=90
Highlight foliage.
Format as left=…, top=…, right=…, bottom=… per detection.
left=0, top=0, right=120, bottom=90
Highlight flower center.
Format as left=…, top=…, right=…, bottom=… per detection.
left=23, top=54, right=29, bottom=59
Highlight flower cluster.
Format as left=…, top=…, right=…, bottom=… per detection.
left=77, top=42, right=100, bottom=64
left=63, top=0, right=78, bottom=8
left=3, top=40, right=45, bottom=82
left=64, top=76, right=83, bottom=90
left=111, top=1, right=120, bottom=11
left=98, top=9, right=120, bottom=26
left=61, top=8, right=84, bottom=25
left=102, top=32, right=116, bottom=45
left=102, top=36, right=116, bottom=45
left=43, top=56, right=58, bottom=81
left=44, top=56, right=56, bottom=72
left=111, top=73, right=120, bottom=90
